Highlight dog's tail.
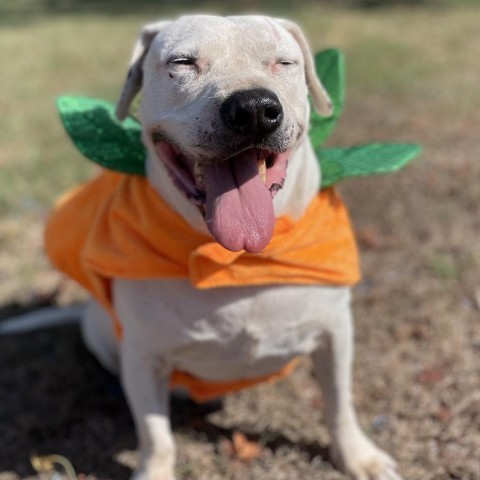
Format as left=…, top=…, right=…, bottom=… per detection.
left=0, top=305, right=84, bottom=336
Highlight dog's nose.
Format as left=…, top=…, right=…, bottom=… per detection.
left=221, top=88, right=284, bottom=137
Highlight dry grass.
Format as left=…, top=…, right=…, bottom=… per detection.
left=0, top=2, right=479, bottom=480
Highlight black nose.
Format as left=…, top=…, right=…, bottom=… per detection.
left=220, top=88, right=284, bottom=137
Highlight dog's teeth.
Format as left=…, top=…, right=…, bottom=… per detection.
left=257, top=158, right=266, bottom=184
left=194, top=162, right=203, bottom=177
left=194, top=162, right=205, bottom=187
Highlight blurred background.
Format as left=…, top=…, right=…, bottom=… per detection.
left=0, top=1, right=479, bottom=479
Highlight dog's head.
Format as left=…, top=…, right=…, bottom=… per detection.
left=116, top=15, right=331, bottom=253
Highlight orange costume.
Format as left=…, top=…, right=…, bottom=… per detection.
left=45, top=170, right=360, bottom=402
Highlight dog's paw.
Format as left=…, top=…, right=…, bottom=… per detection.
left=131, top=467, right=176, bottom=480
left=131, top=457, right=176, bottom=480
left=331, top=432, right=402, bottom=480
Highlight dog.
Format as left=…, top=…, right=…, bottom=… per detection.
left=45, top=15, right=402, bottom=480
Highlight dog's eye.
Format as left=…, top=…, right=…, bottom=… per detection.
left=277, top=59, right=297, bottom=66
left=169, top=57, right=197, bottom=66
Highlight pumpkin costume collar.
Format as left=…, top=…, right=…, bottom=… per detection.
left=45, top=173, right=360, bottom=402
left=56, top=49, right=421, bottom=189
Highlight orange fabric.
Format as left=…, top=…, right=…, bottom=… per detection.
left=45, top=170, right=360, bottom=400
left=170, top=358, right=299, bottom=403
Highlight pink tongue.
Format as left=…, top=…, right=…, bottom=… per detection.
left=203, top=150, right=275, bottom=253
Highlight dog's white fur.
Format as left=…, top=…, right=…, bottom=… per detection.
left=81, top=15, right=402, bottom=480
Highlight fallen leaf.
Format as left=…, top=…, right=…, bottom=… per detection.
left=433, top=407, right=451, bottom=421
left=356, top=225, right=383, bottom=249
left=232, top=431, right=262, bottom=461
left=416, top=368, right=444, bottom=384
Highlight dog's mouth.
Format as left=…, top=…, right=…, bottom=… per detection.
left=154, top=141, right=290, bottom=253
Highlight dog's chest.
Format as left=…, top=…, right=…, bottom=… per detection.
left=114, top=279, right=349, bottom=382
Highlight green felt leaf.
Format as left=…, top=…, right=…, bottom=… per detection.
left=309, top=49, right=345, bottom=148
left=318, top=143, right=422, bottom=188
left=57, top=95, right=146, bottom=175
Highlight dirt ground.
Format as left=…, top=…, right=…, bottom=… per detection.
left=1, top=3, right=480, bottom=480
left=2, top=124, right=480, bottom=480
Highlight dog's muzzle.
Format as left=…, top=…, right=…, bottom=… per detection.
left=152, top=89, right=292, bottom=254
left=220, top=88, right=284, bottom=138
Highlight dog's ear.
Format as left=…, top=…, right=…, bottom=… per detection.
left=276, top=19, right=333, bottom=117
left=116, top=21, right=170, bottom=121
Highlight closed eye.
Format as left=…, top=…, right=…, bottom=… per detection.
left=277, top=59, right=298, bottom=66
left=167, top=55, right=197, bottom=66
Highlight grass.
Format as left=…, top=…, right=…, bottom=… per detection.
left=428, top=252, right=459, bottom=280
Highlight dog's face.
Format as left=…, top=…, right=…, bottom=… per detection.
left=116, top=15, right=331, bottom=253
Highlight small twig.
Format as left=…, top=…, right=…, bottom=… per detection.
left=474, top=289, right=480, bottom=311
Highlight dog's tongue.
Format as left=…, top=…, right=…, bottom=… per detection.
left=203, top=149, right=275, bottom=253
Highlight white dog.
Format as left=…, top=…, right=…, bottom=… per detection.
left=50, top=15, right=402, bottom=480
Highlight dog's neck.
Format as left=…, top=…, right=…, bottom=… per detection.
left=145, top=135, right=320, bottom=237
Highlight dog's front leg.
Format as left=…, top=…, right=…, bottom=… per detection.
left=120, top=340, right=176, bottom=480
left=311, top=303, right=401, bottom=480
